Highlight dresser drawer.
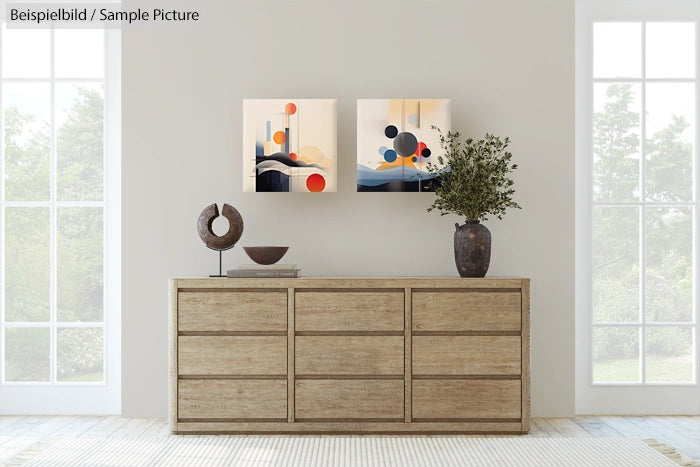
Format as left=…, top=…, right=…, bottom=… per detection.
left=412, top=291, right=520, bottom=332
left=295, top=291, right=404, bottom=331
left=412, top=380, right=521, bottom=420
left=178, top=380, right=287, bottom=420
left=413, top=336, right=521, bottom=375
left=295, top=380, right=403, bottom=420
left=295, top=336, right=403, bottom=375
left=178, top=336, right=286, bottom=375
left=178, top=291, right=286, bottom=332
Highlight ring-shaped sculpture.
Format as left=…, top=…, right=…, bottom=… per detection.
left=197, top=203, right=244, bottom=276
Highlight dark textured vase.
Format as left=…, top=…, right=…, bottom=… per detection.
left=454, top=221, right=491, bottom=278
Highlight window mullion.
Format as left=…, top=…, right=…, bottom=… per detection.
left=695, top=19, right=700, bottom=384
left=2, top=77, right=103, bottom=84
left=49, top=27, right=57, bottom=385
left=640, top=21, right=648, bottom=385
left=102, top=28, right=108, bottom=384
left=588, top=18, right=595, bottom=388
left=593, top=77, right=696, bottom=84
left=0, top=20, right=5, bottom=384
left=593, top=322, right=697, bottom=327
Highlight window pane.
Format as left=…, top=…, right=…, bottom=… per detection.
left=594, top=23, right=641, bottom=78
left=1, top=26, right=50, bottom=78
left=57, top=327, right=103, bottom=382
left=5, top=327, right=50, bottom=382
left=57, top=207, right=104, bottom=322
left=55, top=29, right=104, bottom=78
left=646, top=327, right=693, bottom=383
left=646, top=23, right=695, bottom=78
left=645, top=207, right=693, bottom=323
left=3, top=83, right=51, bottom=201
left=56, top=84, right=104, bottom=201
left=4, top=207, right=50, bottom=322
left=645, top=83, right=695, bottom=202
left=593, top=207, right=639, bottom=322
left=593, top=83, right=641, bottom=202
left=593, top=327, right=640, bottom=383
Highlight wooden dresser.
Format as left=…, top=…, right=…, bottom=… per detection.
left=169, top=277, right=530, bottom=434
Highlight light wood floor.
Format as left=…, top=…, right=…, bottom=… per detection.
left=1, top=416, right=699, bottom=464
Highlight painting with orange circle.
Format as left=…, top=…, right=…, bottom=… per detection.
left=243, top=99, right=337, bottom=192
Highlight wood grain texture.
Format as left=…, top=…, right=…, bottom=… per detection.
left=404, top=287, right=412, bottom=423
left=168, top=280, right=178, bottom=431
left=170, top=277, right=530, bottom=434
left=295, top=380, right=403, bottom=420
left=178, top=336, right=286, bottom=375
left=178, top=291, right=287, bottom=331
left=176, top=277, right=525, bottom=290
left=178, top=380, right=287, bottom=420
left=412, top=291, right=521, bottom=332
left=295, top=336, right=404, bottom=375
left=173, top=420, right=523, bottom=434
left=521, top=279, right=531, bottom=432
left=287, top=288, right=295, bottom=423
left=412, top=380, right=522, bottom=420
left=545, top=418, right=593, bottom=438
left=413, top=336, right=521, bottom=375
left=295, top=291, right=404, bottom=331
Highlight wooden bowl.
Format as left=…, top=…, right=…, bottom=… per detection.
left=243, top=246, right=289, bottom=265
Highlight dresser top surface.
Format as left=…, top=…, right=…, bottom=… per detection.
left=172, top=277, right=529, bottom=289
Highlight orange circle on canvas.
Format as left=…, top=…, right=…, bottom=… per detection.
left=306, top=173, right=325, bottom=192
left=273, top=131, right=286, bottom=144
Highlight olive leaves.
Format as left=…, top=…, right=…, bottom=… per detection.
left=426, top=127, right=521, bottom=222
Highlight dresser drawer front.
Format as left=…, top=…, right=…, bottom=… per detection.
left=412, top=291, right=521, bottom=332
left=178, top=380, right=287, bottom=420
left=295, top=336, right=404, bottom=375
left=295, top=291, right=404, bottom=331
left=178, top=336, right=286, bottom=375
left=178, top=291, right=287, bottom=332
left=412, top=380, right=521, bottom=420
left=413, top=336, right=521, bottom=375
left=295, top=380, right=404, bottom=420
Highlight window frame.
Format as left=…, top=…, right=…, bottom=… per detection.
left=576, top=0, right=700, bottom=414
left=0, top=13, right=120, bottom=413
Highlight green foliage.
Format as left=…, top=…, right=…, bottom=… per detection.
left=57, top=207, right=104, bottom=322
left=593, top=327, right=638, bottom=362
left=57, top=87, right=104, bottom=201
left=5, top=328, right=50, bottom=382
left=593, top=83, right=693, bottom=366
left=4, top=207, right=51, bottom=322
left=4, top=106, right=50, bottom=200
left=594, top=355, right=692, bottom=383
left=646, top=116, right=693, bottom=202
left=4, top=86, right=105, bottom=381
left=593, top=84, right=640, bottom=202
left=426, top=128, right=521, bottom=222
left=57, top=328, right=103, bottom=381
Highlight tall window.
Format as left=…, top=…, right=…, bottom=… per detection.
left=576, top=1, right=700, bottom=414
left=0, top=20, right=120, bottom=413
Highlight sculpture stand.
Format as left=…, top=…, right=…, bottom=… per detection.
left=197, top=203, right=244, bottom=278
left=209, top=245, right=234, bottom=278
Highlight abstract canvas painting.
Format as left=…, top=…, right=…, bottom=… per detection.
left=357, top=99, right=451, bottom=192
left=243, top=99, right=337, bottom=192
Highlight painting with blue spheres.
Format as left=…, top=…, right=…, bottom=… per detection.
left=357, top=99, right=451, bottom=192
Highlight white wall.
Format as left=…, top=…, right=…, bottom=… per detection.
left=122, top=0, right=574, bottom=417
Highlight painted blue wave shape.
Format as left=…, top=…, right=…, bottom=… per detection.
left=357, top=164, right=446, bottom=187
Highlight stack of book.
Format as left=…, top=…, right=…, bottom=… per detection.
left=227, top=264, right=300, bottom=278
